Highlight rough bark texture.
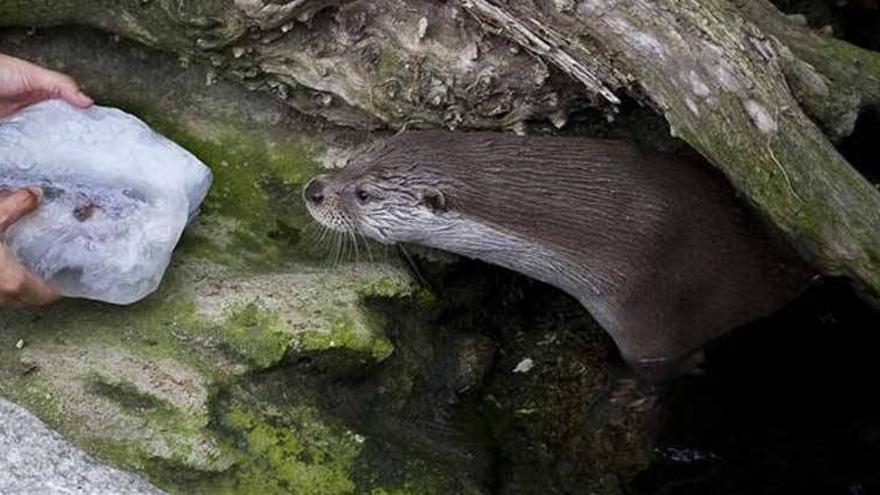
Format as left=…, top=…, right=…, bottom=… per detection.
left=734, top=0, right=880, bottom=137
left=1, top=0, right=588, bottom=131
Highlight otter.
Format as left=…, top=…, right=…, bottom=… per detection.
left=304, top=131, right=815, bottom=377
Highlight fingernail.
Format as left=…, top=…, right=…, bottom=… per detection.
left=77, top=90, right=94, bottom=106
left=25, top=186, right=43, bottom=204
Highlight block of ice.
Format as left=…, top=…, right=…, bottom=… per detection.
left=0, top=100, right=212, bottom=305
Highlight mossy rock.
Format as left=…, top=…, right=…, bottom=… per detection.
left=0, top=27, right=659, bottom=495
left=0, top=27, right=459, bottom=494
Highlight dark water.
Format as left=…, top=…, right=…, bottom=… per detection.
left=634, top=279, right=880, bottom=494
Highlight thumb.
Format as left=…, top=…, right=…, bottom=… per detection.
left=58, top=86, right=94, bottom=108
left=0, top=187, right=42, bottom=233
left=40, top=71, right=93, bottom=108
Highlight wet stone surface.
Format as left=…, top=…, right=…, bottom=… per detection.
left=0, top=397, right=165, bottom=494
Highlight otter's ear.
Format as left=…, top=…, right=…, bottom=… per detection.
left=421, top=187, right=448, bottom=213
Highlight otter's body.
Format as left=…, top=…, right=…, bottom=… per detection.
left=305, top=132, right=815, bottom=374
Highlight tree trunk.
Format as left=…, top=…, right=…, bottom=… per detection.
left=3, top=0, right=586, bottom=130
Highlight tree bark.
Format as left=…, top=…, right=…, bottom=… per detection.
left=1, top=0, right=585, bottom=131
left=2, top=0, right=880, bottom=297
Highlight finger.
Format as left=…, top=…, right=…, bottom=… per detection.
left=16, top=269, right=60, bottom=307
left=0, top=187, right=41, bottom=233
left=0, top=248, right=58, bottom=307
left=0, top=92, right=47, bottom=118
left=0, top=294, right=29, bottom=309
left=59, top=87, right=94, bottom=109
left=34, top=69, right=93, bottom=108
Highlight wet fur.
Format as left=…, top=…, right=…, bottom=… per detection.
left=307, top=131, right=815, bottom=376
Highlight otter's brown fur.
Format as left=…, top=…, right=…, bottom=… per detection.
left=305, top=131, right=815, bottom=376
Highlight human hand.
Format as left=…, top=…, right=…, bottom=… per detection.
left=0, top=188, right=59, bottom=307
left=0, top=53, right=93, bottom=118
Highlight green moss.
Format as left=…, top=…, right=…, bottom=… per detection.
left=85, top=438, right=155, bottom=472
left=0, top=378, right=66, bottom=428
left=102, top=97, right=325, bottom=269
left=357, top=275, right=416, bottom=299
left=174, top=129, right=321, bottom=268
left=0, top=250, right=426, bottom=492
left=213, top=302, right=290, bottom=369
left=205, top=405, right=363, bottom=495
left=0, top=274, right=233, bottom=474
left=0, top=274, right=205, bottom=376
left=0, top=254, right=418, bottom=483
left=294, top=316, right=394, bottom=363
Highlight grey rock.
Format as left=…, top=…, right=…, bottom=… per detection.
left=0, top=397, right=164, bottom=494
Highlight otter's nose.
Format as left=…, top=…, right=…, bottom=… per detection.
left=304, top=177, right=325, bottom=205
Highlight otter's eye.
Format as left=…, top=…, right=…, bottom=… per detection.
left=355, top=187, right=371, bottom=204
left=421, top=187, right=447, bottom=212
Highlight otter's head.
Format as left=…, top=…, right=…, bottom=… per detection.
left=303, top=157, right=451, bottom=245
